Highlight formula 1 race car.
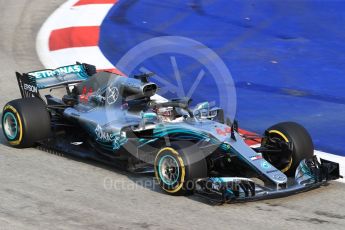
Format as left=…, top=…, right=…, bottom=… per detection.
left=2, top=63, right=341, bottom=203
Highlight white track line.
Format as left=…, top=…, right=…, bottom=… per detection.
left=36, top=0, right=115, bottom=70
left=46, top=4, right=113, bottom=29
left=40, top=47, right=115, bottom=69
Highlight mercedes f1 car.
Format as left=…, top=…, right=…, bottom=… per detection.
left=2, top=63, right=341, bottom=203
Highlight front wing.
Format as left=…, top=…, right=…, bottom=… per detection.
left=194, top=157, right=342, bottom=203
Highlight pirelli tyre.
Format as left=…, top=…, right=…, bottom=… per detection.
left=261, top=122, right=314, bottom=176
left=2, top=98, right=51, bottom=148
left=154, top=143, right=208, bottom=195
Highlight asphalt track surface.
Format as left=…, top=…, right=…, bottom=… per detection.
left=0, top=1, right=345, bottom=229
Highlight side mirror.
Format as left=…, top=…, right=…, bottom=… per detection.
left=141, top=112, right=158, bottom=122
left=140, top=112, right=158, bottom=129
left=208, top=107, right=219, bottom=119
left=193, top=102, right=222, bottom=120
left=193, top=102, right=210, bottom=119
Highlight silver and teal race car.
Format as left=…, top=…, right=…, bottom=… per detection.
left=2, top=63, right=341, bottom=203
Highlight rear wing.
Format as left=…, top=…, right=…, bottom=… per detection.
left=16, top=63, right=96, bottom=98
left=16, top=72, right=40, bottom=98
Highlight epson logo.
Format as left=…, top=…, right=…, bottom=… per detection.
left=24, top=83, right=38, bottom=93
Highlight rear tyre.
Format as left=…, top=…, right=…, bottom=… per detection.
left=261, top=122, right=314, bottom=176
left=154, top=143, right=207, bottom=195
left=2, top=98, right=51, bottom=148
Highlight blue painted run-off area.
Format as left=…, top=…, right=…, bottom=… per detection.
left=99, top=0, right=345, bottom=156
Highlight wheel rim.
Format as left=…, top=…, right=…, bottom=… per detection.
left=263, top=130, right=293, bottom=173
left=3, top=112, right=18, bottom=140
left=158, top=155, right=180, bottom=186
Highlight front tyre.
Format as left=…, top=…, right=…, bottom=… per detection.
left=154, top=144, right=207, bottom=195
left=261, top=122, right=314, bottom=176
left=2, top=98, right=51, bottom=148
